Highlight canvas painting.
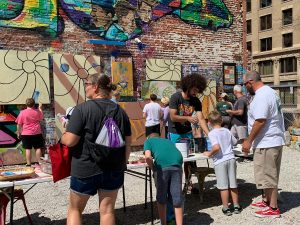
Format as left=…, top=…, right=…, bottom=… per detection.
left=53, top=53, right=101, bottom=115
left=111, top=57, right=133, bottom=96
left=146, top=59, right=181, bottom=81
left=0, top=50, right=50, bottom=104
left=198, top=80, right=217, bottom=119
left=141, top=81, right=177, bottom=99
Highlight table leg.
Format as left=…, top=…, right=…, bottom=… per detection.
left=149, top=169, right=154, bottom=225
left=9, top=185, right=14, bottom=225
left=144, top=167, right=148, bottom=209
left=122, top=185, right=126, bottom=212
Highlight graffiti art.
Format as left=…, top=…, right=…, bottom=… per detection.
left=0, top=0, right=233, bottom=39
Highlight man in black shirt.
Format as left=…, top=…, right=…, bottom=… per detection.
left=169, top=73, right=209, bottom=142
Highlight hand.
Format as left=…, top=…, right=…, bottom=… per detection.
left=242, top=139, right=251, bottom=153
left=188, top=116, right=198, bottom=125
left=203, top=151, right=211, bottom=157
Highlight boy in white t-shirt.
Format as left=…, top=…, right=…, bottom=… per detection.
left=203, top=111, right=241, bottom=216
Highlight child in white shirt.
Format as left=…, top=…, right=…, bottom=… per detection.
left=203, top=111, right=241, bottom=216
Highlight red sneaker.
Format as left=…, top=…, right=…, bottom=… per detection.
left=255, top=207, right=281, bottom=218
left=251, top=201, right=268, bottom=209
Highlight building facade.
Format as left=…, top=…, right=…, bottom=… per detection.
left=245, top=0, right=300, bottom=108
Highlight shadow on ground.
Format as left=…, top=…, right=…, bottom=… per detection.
left=12, top=182, right=298, bottom=225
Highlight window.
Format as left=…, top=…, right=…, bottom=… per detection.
left=260, top=14, right=272, bottom=30
left=247, top=0, right=251, bottom=12
left=246, top=41, right=252, bottom=53
left=279, top=81, right=296, bottom=105
left=260, top=37, right=272, bottom=51
left=258, top=60, right=273, bottom=75
left=260, top=0, right=272, bottom=8
left=280, top=57, right=297, bottom=73
left=282, top=8, right=292, bottom=25
left=247, top=20, right=252, bottom=34
left=282, top=33, right=293, bottom=48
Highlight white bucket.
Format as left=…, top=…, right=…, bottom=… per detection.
left=176, top=142, right=189, bottom=158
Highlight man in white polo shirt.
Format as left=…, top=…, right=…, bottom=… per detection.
left=242, top=71, right=285, bottom=218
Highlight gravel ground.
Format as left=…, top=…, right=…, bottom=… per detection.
left=8, top=146, right=300, bottom=225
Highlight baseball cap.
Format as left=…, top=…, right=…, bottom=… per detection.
left=220, top=93, right=228, bottom=98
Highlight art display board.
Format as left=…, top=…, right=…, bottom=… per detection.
left=0, top=50, right=50, bottom=104
left=146, top=59, right=182, bottom=81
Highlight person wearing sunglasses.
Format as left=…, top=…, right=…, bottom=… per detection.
left=242, top=71, right=285, bottom=218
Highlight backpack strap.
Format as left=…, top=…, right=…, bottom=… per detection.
left=91, top=99, right=119, bottom=118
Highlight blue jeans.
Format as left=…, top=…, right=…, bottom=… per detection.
left=70, top=171, right=124, bottom=196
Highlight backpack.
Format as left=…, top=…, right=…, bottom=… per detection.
left=84, top=100, right=127, bottom=171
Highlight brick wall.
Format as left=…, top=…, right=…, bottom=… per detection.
left=0, top=1, right=243, bottom=94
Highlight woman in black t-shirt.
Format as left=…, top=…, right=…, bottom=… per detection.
left=61, top=74, right=131, bottom=225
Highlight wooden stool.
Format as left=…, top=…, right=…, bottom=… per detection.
left=0, top=188, right=33, bottom=225
left=183, top=166, right=215, bottom=203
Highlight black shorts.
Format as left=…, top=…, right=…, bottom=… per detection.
left=145, top=124, right=161, bottom=137
left=21, top=134, right=44, bottom=149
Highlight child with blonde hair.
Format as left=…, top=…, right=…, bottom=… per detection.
left=203, top=111, right=241, bottom=215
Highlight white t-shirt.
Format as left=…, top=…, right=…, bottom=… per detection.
left=208, top=127, right=237, bottom=166
left=143, top=102, right=162, bottom=127
left=248, top=85, right=285, bottom=149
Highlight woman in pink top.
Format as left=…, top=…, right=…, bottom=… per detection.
left=15, top=98, right=44, bottom=166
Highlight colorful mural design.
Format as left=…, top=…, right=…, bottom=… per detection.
left=111, top=57, right=134, bottom=96
left=53, top=53, right=101, bottom=115
left=0, top=0, right=60, bottom=37
left=198, top=79, right=216, bottom=119
left=0, top=0, right=233, bottom=39
left=119, top=101, right=147, bottom=146
left=146, top=59, right=182, bottom=81
left=181, top=64, right=201, bottom=77
left=141, top=80, right=177, bottom=99
left=0, top=50, right=50, bottom=104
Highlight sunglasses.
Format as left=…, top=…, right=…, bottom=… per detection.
left=243, top=80, right=253, bottom=86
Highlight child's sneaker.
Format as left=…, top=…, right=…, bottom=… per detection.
left=222, top=208, right=232, bottom=216
left=233, top=205, right=242, bottom=214
left=255, top=207, right=281, bottom=218
left=251, top=200, right=268, bottom=209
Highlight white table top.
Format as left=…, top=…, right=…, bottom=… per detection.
left=127, top=153, right=209, bottom=170
left=0, top=168, right=52, bottom=188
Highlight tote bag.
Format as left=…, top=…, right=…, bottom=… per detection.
left=49, top=143, right=71, bottom=183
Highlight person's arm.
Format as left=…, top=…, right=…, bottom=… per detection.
left=203, top=144, right=220, bottom=157
left=143, top=112, right=147, bottom=119
left=197, top=111, right=209, bottom=136
left=242, top=119, right=266, bottom=153
left=169, top=108, right=197, bottom=124
left=226, top=108, right=243, bottom=116
left=125, top=136, right=132, bottom=163
left=61, top=132, right=81, bottom=147
left=144, top=150, right=154, bottom=170
left=16, top=124, right=22, bottom=138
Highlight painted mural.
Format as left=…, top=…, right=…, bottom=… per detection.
left=53, top=53, right=101, bottom=115
left=111, top=57, right=134, bottom=96
left=0, top=50, right=50, bottom=104
left=141, top=80, right=177, bottom=99
left=181, top=64, right=201, bottom=76
left=119, top=101, right=147, bottom=146
left=198, top=79, right=217, bottom=118
left=146, top=58, right=182, bottom=81
left=0, top=0, right=233, bottom=39
left=0, top=0, right=60, bottom=38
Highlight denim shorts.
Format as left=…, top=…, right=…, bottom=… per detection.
left=155, top=166, right=183, bottom=207
left=70, top=171, right=124, bottom=196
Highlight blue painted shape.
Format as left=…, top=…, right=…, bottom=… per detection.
left=89, top=39, right=126, bottom=46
